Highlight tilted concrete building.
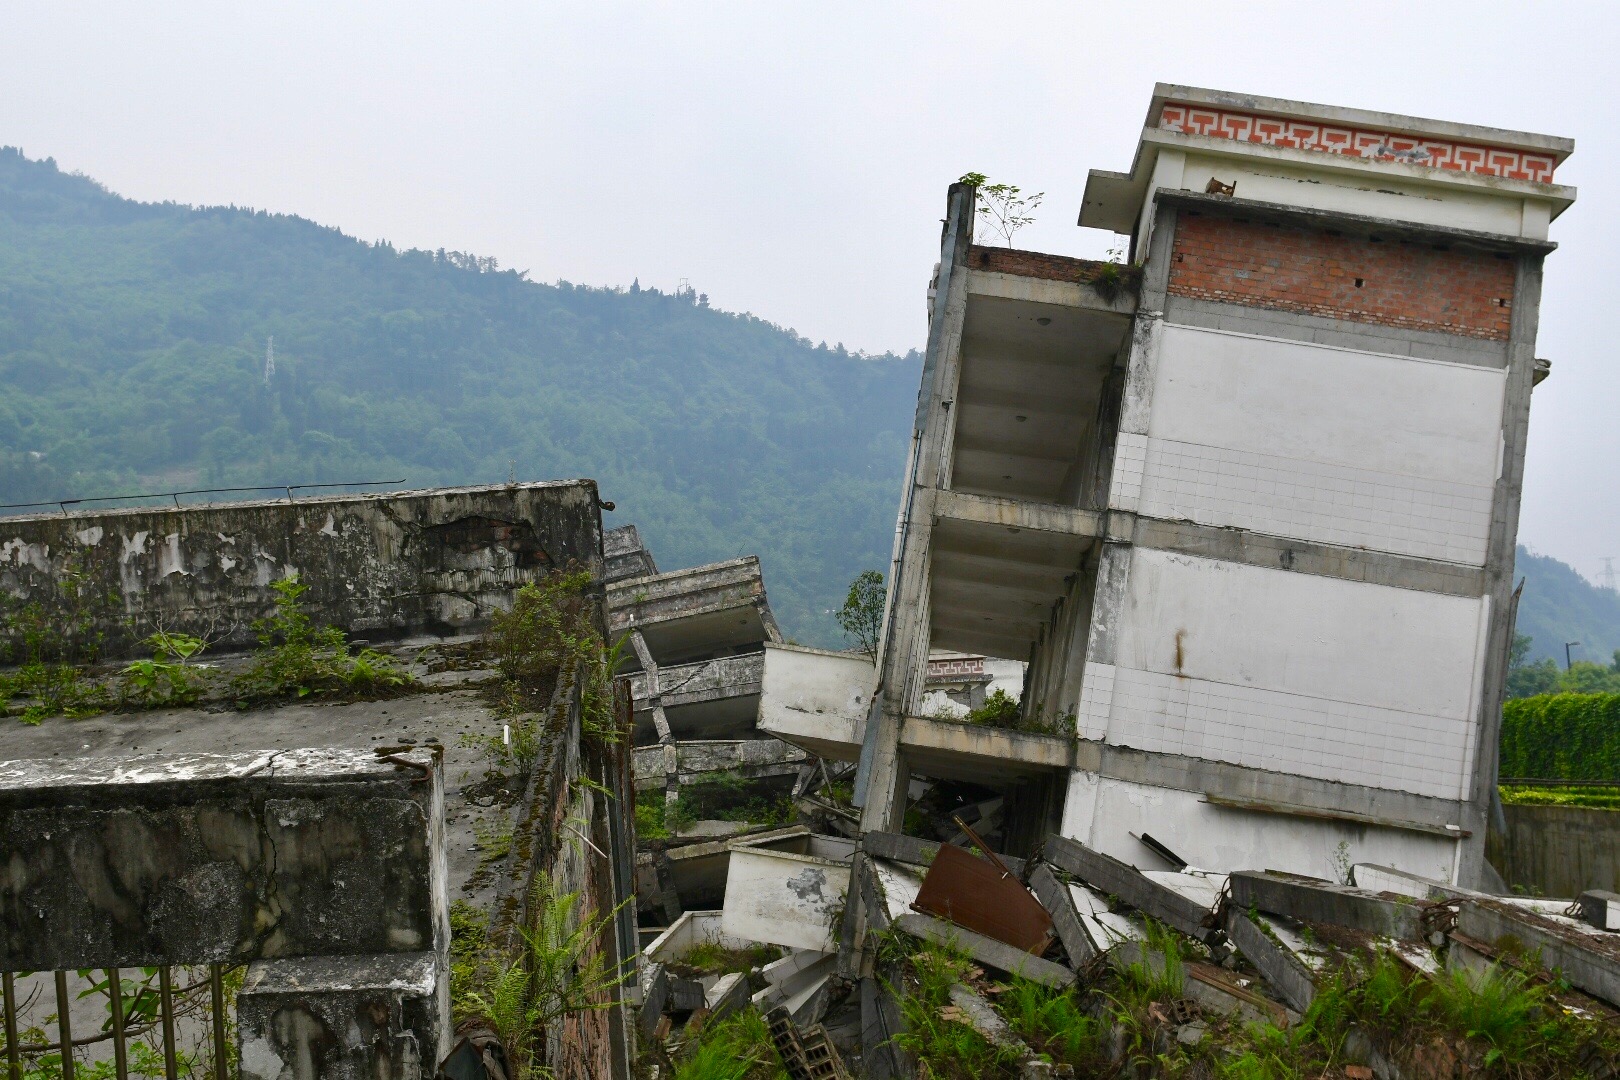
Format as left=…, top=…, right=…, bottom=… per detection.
left=768, top=85, right=1575, bottom=889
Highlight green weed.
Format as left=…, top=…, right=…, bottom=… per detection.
left=118, top=631, right=210, bottom=708
left=230, top=578, right=413, bottom=703
left=672, top=1008, right=786, bottom=1080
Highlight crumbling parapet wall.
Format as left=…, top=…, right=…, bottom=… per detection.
left=0, top=481, right=604, bottom=660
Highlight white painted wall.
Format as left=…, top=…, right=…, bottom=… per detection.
left=1118, top=324, right=1506, bottom=566
left=720, top=848, right=850, bottom=953
left=1079, top=549, right=1488, bottom=801
left=756, top=643, right=874, bottom=754
left=1060, top=772, right=1460, bottom=884
left=1179, top=152, right=1536, bottom=238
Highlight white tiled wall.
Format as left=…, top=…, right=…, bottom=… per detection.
left=1107, top=433, right=1148, bottom=512
left=1077, top=549, right=1489, bottom=802
left=1136, top=437, right=1494, bottom=565
left=1114, top=323, right=1507, bottom=567
left=1104, top=666, right=1471, bottom=801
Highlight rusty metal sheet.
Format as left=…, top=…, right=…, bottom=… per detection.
left=910, top=842, right=1054, bottom=954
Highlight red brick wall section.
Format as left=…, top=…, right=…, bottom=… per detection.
left=1166, top=212, right=1515, bottom=341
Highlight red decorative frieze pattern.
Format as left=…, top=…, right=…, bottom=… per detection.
left=1159, top=103, right=1557, bottom=184
left=927, top=657, right=986, bottom=680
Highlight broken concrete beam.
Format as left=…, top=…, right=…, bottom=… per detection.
left=0, top=748, right=446, bottom=971
left=1107, top=942, right=1289, bottom=1028
left=946, top=984, right=1030, bottom=1055
left=1455, top=898, right=1620, bottom=1008
left=1028, top=864, right=1098, bottom=969
left=1580, top=891, right=1620, bottom=932
left=1227, top=871, right=1428, bottom=942
left=706, top=971, right=752, bottom=1022
left=1221, top=908, right=1316, bottom=1014
left=861, top=831, right=1025, bottom=876
left=638, top=962, right=671, bottom=1039
left=1041, top=835, right=1221, bottom=947
left=237, top=951, right=446, bottom=1080
left=893, top=912, right=1075, bottom=989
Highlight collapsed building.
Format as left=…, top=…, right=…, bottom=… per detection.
left=765, top=83, right=1572, bottom=886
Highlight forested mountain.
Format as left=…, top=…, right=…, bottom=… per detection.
left=1514, top=545, right=1620, bottom=668
left=0, top=149, right=921, bottom=643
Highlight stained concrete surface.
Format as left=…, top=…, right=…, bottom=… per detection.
left=0, top=674, right=512, bottom=1066
left=0, top=678, right=513, bottom=916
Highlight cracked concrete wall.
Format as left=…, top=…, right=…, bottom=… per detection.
left=0, top=482, right=604, bottom=660
left=0, top=747, right=447, bottom=971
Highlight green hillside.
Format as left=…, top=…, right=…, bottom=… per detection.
left=0, top=149, right=921, bottom=643
left=1514, top=545, right=1620, bottom=668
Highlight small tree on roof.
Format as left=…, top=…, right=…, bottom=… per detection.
left=959, top=172, right=1043, bottom=247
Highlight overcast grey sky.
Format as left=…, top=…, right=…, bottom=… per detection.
left=1, top=1, right=1614, bottom=583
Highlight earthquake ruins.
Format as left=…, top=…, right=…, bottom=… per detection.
left=6, top=83, right=1620, bottom=1079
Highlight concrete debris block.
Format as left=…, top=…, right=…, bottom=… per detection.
left=705, top=971, right=752, bottom=1021
left=763, top=949, right=834, bottom=985
left=722, top=847, right=851, bottom=953
left=1175, top=1021, right=1208, bottom=1046
left=1067, top=882, right=1144, bottom=949
left=1183, top=962, right=1292, bottom=1028
left=862, top=830, right=1026, bottom=876
left=1142, top=870, right=1226, bottom=912
left=1580, top=890, right=1620, bottom=932
left=237, top=951, right=446, bottom=1080
left=667, top=977, right=707, bottom=1013
left=754, top=953, right=837, bottom=1024
left=1227, top=871, right=1428, bottom=941
left=1389, top=939, right=1442, bottom=976
left=871, top=858, right=926, bottom=924
left=1221, top=907, right=1316, bottom=1013
left=1351, top=862, right=1454, bottom=900
left=1455, top=898, right=1620, bottom=1008
left=893, top=912, right=1075, bottom=989
left=912, top=842, right=1054, bottom=954
left=1028, top=864, right=1099, bottom=968
left=1108, top=941, right=1288, bottom=1027
left=1042, top=835, right=1222, bottom=947
left=944, top=984, right=1030, bottom=1055
left=638, top=961, right=671, bottom=1038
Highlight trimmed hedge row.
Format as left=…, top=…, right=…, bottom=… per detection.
left=1500, top=693, right=1620, bottom=781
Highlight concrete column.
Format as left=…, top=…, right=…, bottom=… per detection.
left=1459, top=253, right=1546, bottom=888
left=857, top=182, right=976, bottom=834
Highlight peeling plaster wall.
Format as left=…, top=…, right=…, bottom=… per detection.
left=0, top=483, right=603, bottom=659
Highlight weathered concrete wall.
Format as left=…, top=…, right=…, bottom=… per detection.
left=238, top=952, right=445, bottom=1080
left=1488, top=803, right=1620, bottom=898
left=0, top=747, right=447, bottom=971
left=0, top=482, right=603, bottom=659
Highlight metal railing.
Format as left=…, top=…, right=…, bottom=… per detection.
left=1, top=964, right=235, bottom=1080
left=0, top=480, right=407, bottom=517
